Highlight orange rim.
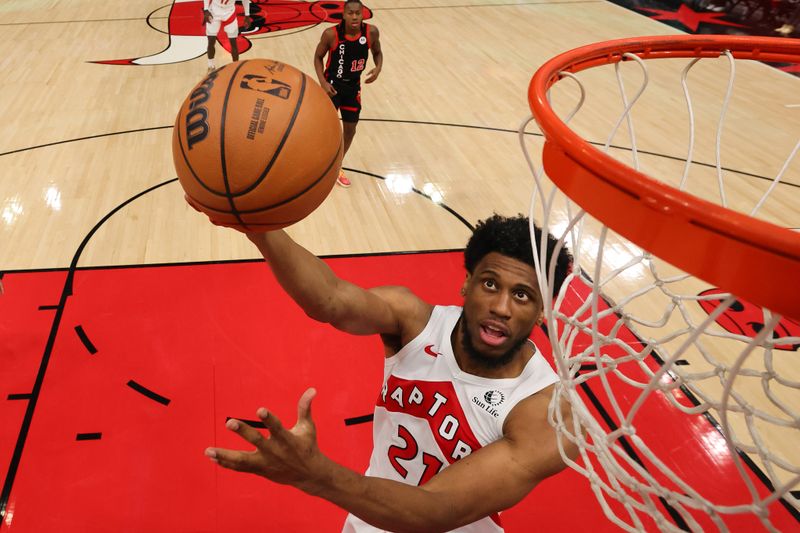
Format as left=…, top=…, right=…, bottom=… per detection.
left=528, top=35, right=800, bottom=321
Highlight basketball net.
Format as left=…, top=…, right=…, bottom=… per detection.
left=520, top=36, right=800, bottom=532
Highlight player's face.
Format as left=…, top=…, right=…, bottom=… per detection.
left=459, top=252, right=543, bottom=367
left=342, top=3, right=363, bottom=30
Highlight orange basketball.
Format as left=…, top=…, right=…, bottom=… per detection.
left=173, top=59, right=343, bottom=231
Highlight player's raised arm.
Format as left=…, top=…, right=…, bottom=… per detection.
left=246, top=231, right=430, bottom=339
left=207, top=385, right=577, bottom=532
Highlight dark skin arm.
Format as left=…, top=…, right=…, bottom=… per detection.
left=206, top=384, right=578, bottom=532
left=313, top=27, right=337, bottom=97
left=246, top=231, right=431, bottom=342
left=364, top=25, right=382, bottom=83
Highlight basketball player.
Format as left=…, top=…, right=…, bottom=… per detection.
left=313, top=0, right=383, bottom=187
left=204, top=0, right=252, bottom=72
left=204, top=215, right=578, bottom=531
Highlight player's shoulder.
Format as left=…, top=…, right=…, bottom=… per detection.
left=369, top=285, right=431, bottom=315
left=369, top=285, right=433, bottom=333
left=503, top=384, right=555, bottom=434
left=321, top=26, right=337, bottom=39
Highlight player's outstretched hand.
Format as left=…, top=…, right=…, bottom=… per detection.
left=205, top=388, right=326, bottom=490
left=183, top=194, right=251, bottom=233
left=364, top=67, right=381, bottom=84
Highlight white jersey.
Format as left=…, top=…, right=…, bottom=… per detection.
left=204, top=0, right=249, bottom=21
left=343, top=305, right=559, bottom=533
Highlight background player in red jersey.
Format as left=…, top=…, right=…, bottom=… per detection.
left=204, top=215, right=578, bottom=532
left=314, top=0, right=383, bottom=187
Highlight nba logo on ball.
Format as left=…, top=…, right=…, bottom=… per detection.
left=173, top=59, right=343, bottom=232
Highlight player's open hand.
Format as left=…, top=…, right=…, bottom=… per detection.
left=322, top=81, right=337, bottom=97
left=183, top=194, right=252, bottom=233
left=364, top=67, right=381, bottom=84
left=205, top=388, right=326, bottom=490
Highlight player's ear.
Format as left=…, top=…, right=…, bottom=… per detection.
left=460, top=274, right=470, bottom=297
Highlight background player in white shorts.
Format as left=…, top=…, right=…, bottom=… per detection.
left=204, top=0, right=251, bottom=71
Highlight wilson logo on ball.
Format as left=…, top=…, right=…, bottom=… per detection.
left=185, top=70, right=219, bottom=149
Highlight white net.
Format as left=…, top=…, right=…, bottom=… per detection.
left=520, top=42, right=800, bottom=532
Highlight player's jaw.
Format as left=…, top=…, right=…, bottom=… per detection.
left=460, top=311, right=530, bottom=369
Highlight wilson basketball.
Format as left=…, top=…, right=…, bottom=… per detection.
left=173, top=59, right=343, bottom=231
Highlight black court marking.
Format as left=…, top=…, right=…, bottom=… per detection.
left=75, top=433, right=102, bottom=441
left=38, top=305, right=59, bottom=310
left=674, top=360, right=690, bottom=366
left=226, top=418, right=267, bottom=429
left=344, top=414, right=374, bottom=426
left=1, top=177, right=177, bottom=521
left=356, top=118, right=800, bottom=191
left=579, top=382, right=691, bottom=531
left=7, top=394, right=31, bottom=401
left=1, top=119, right=794, bottom=194
left=343, top=168, right=475, bottom=231
left=126, top=380, right=171, bottom=406
left=0, top=125, right=172, bottom=158
left=74, top=325, right=98, bottom=355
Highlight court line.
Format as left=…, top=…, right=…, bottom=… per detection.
left=1, top=120, right=795, bottom=191
left=0, top=178, right=176, bottom=521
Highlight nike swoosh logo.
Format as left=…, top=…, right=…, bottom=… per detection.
left=424, top=344, right=440, bottom=357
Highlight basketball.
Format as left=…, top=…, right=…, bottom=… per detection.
left=172, top=59, right=343, bottom=231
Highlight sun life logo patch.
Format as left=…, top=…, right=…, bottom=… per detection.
left=484, top=390, right=505, bottom=406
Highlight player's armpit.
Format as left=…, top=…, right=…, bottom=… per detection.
left=327, top=284, right=432, bottom=343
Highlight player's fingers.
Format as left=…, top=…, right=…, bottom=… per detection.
left=225, top=418, right=268, bottom=449
left=205, top=447, right=257, bottom=473
left=297, top=388, right=317, bottom=425
left=257, top=407, right=286, bottom=437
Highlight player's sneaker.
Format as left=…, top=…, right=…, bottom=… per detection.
left=337, top=170, right=351, bottom=188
